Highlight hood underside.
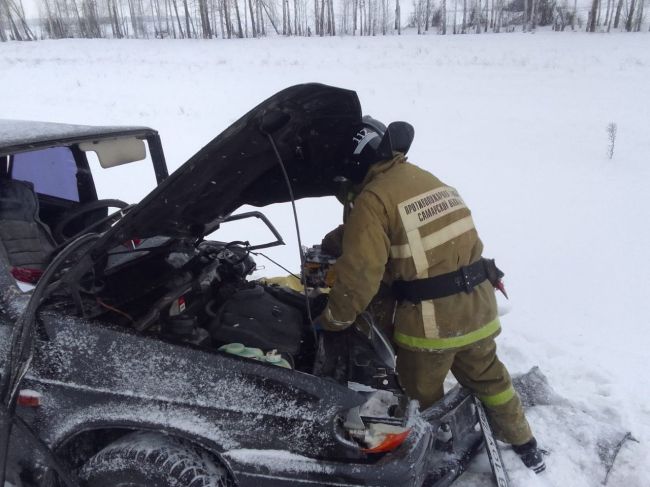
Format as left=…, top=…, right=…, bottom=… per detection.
left=93, top=83, right=361, bottom=254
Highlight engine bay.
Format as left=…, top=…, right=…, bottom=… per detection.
left=74, top=236, right=313, bottom=370
left=41, top=211, right=402, bottom=406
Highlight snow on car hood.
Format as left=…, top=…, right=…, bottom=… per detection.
left=89, top=83, right=361, bottom=255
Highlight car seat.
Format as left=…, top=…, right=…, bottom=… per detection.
left=0, top=178, right=56, bottom=272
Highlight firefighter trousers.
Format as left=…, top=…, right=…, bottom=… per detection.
left=396, top=338, right=533, bottom=446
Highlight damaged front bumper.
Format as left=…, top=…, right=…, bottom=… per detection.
left=223, top=386, right=482, bottom=487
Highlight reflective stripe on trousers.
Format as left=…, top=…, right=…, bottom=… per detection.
left=394, top=317, right=501, bottom=351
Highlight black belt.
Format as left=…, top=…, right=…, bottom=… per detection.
left=392, top=258, right=504, bottom=303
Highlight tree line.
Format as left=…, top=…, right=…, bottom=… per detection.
left=0, top=0, right=647, bottom=41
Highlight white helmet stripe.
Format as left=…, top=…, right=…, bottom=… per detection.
left=353, top=132, right=379, bottom=155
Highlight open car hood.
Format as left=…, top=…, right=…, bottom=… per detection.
left=89, top=83, right=361, bottom=254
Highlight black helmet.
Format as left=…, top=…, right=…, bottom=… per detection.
left=343, top=116, right=391, bottom=183
left=352, top=116, right=388, bottom=164
left=342, top=116, right=415, bottom=183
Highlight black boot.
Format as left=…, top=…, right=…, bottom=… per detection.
left=512, top=437, right=546, bottom=474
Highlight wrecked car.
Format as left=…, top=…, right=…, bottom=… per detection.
left=0, top=84, right=484, bottom=487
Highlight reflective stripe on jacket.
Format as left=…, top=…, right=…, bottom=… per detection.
left=324, top=154, right=499, bottom=351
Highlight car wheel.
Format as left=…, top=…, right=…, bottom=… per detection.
left=79, top=431, right=234, bottom=487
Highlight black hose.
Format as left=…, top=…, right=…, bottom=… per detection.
left=259, top=122, right=313, bottom=323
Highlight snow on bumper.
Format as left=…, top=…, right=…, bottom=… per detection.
left=222, top=417, right=433, bottom=486
left=221, top=387, right=483, bottom=487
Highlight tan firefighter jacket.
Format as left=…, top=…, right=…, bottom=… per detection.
left=321, top=154, right=500, bottom=352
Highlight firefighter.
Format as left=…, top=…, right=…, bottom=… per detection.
left=316, top=116, right=545, bottom=473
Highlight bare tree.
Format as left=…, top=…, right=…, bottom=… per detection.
left=41, top=0, right=67, bottom=39
left=259, top=0, right=279, bottom=33
left=606, top=0, right=615, bottom=29
left=483, top=0, right=486, bottom=32
left=413, top=0, right=422, bottom=33
left=395, top=0, right=401, bottom=33
left=6, top=0, right=647, bottom=42
left=460, top=0, right=464, bottom=34
left=604, top=0, right=612, bottom=26
left=452, top=0, right=457, bottom=32
left=69, top=0, right=85, bottom=37
left=69, top=0, right=101, bottom=38
left=1, top=0, right=35, bottom=40
left=482, top=0, right=488, bottom=32
left=531, top=0, right=537, bottom=29
left=232, top=0, right=244, bottom=36
left=108, top=0, right=124, bottom=39
left=294, top=0, right=300, bottom=34
left=588, top=0, right=598, bottom=30
left=246, top=0, right=255, bottom=35
left=424, top=0, right=430, bottom=30
left=523, top=0, right=528, bottom=30
left=572, top=0, right=577, bottom=28
left=489, top=0, right=495, bottom=28
left=596, top=0, right=603, bottom=24
left=198, top=0, right=213, bottom=37
left=256, top=0, right=265, bottom=35
left=16, top=0, right=35, bottom=38
left=180, top=0, right=191, bottom=36
left=441, top=0, right=447, bottom=32
left=168, top=0, right=183, bottom=37
left=613, top=0, right=623, bottom=27
left=634, top=0, right=644, bottom=30
left=1, top=0, right=21, bottom=40
left=496, top=0, right=504, bottom=31
left=0, top=1, right=7, bottom=41
left=327, top=0, right=336, bottom=36
left=319, top=0, right=325, bottom=35
left=625, top=0, right=636, bottom=30
left=150, top=0, right=162, bottom=37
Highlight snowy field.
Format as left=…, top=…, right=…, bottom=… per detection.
left=2, top=31, right=650, bottom=486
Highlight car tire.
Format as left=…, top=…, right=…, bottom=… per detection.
left=79, top=431, right=234, bottom=487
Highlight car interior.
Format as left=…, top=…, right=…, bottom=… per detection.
left=0, top=178, right=56, bottom=272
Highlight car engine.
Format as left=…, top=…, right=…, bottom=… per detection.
left=51, top=232, right=397, bottom=390
left=71, top=237, right=312, bottom=370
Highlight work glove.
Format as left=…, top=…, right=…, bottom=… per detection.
left=320, top=224, right=345, bottom=258
left=318, top=307, right=354, bottom=332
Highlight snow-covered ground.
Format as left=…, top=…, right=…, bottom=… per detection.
left=2, top=31, right=650, bottom=486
